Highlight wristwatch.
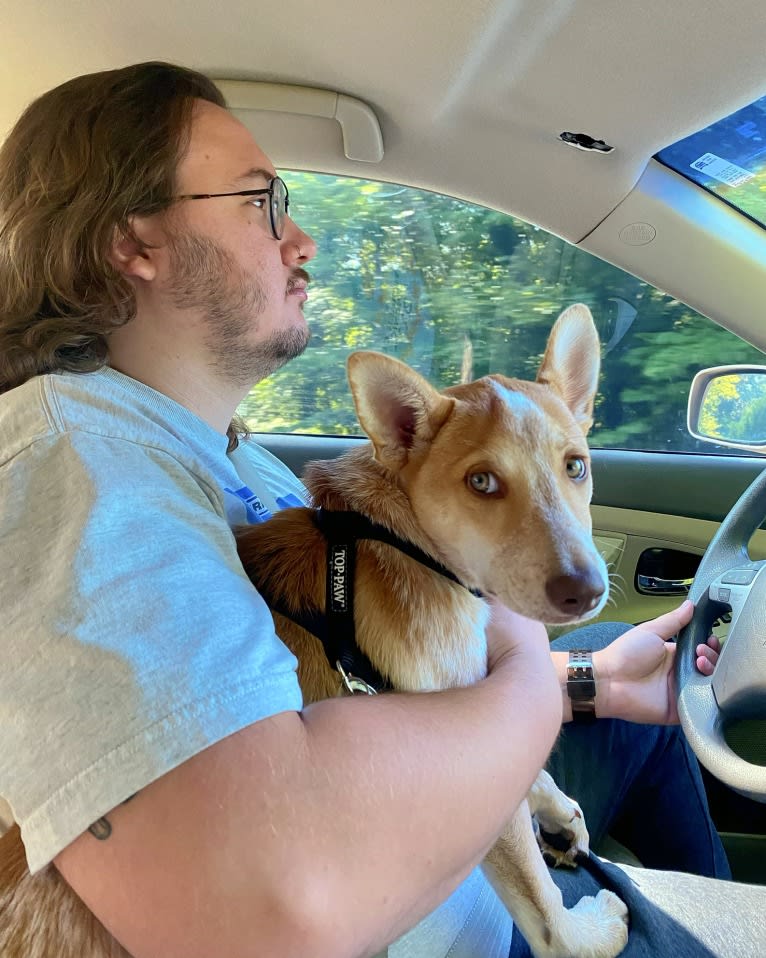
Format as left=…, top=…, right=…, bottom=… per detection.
left=567, top=649, right=597, bottom=724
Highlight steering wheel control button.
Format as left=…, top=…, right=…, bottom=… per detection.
left=717, top=587, right=731, bottom=603
left=721, top=569, right=757, bottom=585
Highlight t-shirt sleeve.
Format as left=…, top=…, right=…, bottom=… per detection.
left=0, top=430, right=302, bottom=873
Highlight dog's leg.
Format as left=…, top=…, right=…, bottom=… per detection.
left=483, top=801, right=628, bottom=958
left=527, top=768, right=589, bottom=869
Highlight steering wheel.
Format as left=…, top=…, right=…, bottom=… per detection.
left=676, top=466, right=766, bottom=803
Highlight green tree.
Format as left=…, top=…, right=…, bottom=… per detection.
left=239, top=172, right=766, bottom=453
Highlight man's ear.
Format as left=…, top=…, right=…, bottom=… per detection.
left=107, top=221, right=158, bottom=282
left=536, top=304, right=601, bottom=435
left=346, top=351, right=455, bottom=471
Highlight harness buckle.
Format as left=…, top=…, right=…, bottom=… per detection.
left=337, top=660, right=378, bottom=696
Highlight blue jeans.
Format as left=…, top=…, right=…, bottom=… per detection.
left=509, top=622, right=759, bottom=958
left=546, top=622, right=730, bottom=880
left=392, top=623, right=766, bottom=958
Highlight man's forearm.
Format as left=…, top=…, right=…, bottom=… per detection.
left=551, top=605, right=693, bottom=727
left=57, top=652, right=562, bottom=958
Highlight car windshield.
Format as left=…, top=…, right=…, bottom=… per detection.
left=655, top=93, right=766, bottom=228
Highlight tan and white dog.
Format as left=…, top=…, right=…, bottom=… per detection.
left=0, top=303, right=628, bottom=958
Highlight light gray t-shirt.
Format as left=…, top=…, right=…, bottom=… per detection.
left=0, top=367, right=304, bottom=873
left=0, top=366, right=512, bottom=956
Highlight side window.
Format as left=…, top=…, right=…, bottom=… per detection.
left=238, top=172, right=766, bottom=452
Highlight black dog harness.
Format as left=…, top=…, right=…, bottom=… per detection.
left=267, top=508, right=484, bottom=695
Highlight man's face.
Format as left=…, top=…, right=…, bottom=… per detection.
left=159, top=100, right=317, bottom=385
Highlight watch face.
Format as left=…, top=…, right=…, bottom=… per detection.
left=567, top=652, right=596, bottom=699
left=569, top=683, right=596, bottom=700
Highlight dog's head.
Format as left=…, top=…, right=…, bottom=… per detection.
left=346, top=304, right=608, bottom=625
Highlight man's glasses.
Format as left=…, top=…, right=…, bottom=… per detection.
left=174, top=175, right=289, bottom=240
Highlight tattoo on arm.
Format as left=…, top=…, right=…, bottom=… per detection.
left=87, top=793, right=138, bottom=841
left=88, top=817, right=112, bottom=840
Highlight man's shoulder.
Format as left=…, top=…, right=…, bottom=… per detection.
left=1, top=368, right=151, bottom=441
left=0, top=368, right=230, bottom=473
left=0, top=373, right=71, bottom=466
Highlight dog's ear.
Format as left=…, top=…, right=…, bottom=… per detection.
left=347, top=352, right=455, bottom=470
left=536, top=304, right=600, bottom=434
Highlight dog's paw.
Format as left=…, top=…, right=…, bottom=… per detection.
left=528, top=770, right=590, bottom=866
left=545, top=889, right=629, bottom=958
left=533, top=796, right=590, bottom=868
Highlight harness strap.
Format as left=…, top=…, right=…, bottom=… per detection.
left=267, top=508, right=484, bottom=694
left=316, top=508, right=484, bottom=599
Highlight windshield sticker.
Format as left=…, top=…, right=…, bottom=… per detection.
left=690, top=153, right=755, bottom=188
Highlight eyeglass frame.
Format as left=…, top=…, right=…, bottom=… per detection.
left=172, top=175, right=290, bottom=240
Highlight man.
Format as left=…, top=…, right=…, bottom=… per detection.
left=0, top=61, right=761, bottom=958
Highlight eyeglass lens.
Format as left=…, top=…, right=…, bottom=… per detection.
left=271, top=177, right=289, bottom=239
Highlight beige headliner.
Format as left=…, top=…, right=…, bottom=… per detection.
left=2, top=0, right=766, bottom=342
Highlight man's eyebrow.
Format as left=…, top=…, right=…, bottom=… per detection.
left=232, top=166, right=275, bottom=185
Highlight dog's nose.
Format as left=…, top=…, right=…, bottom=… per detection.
left=545, top=571, right=605, bottom=617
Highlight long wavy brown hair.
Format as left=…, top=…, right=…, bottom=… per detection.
left=0, top=61, right=255, bottom=437
left=0, top=62, right=252, bottom=447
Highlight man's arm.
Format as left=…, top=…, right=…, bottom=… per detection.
left=55, top=605, right=561, bottom=958
left=551, top=601, right=721, bottom=725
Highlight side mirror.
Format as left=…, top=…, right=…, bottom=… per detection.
left=687, top=365, right=766, bottom=454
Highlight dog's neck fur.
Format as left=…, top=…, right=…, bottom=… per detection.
left=304, top=444, right=442, bottom=562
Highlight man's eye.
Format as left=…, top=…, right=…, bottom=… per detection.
left=248, top=197, right=267, bottom=210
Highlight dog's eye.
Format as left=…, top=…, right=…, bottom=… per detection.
left=468, top=471, right=499, bottom=494
left=566, top=457, right=588, bottom=480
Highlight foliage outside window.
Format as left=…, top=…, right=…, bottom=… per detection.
left=238, top=172, right=766, bottom=453
left=699, top=374, right=766, bottom=444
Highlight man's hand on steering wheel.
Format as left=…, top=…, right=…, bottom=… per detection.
left=593, top=600, right=720, bottom=726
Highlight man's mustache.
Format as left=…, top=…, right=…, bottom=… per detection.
left=287, top=267, right=311, bottom=292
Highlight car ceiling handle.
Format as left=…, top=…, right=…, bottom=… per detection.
left=213, top=80, right=384, bottom=163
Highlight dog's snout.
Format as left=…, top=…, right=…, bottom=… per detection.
left=545, top=570, right=605, bottom=618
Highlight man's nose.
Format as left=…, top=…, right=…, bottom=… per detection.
left=282, top=219, right=317, bottom=264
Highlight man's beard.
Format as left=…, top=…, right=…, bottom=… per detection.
left=163, top=230, right=309, bottom=385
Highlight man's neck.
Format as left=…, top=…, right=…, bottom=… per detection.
left=107, top=322, right=244, bottom=435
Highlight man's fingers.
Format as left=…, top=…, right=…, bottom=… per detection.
left=695, top=641, right=720, bottom=676
left=696, top=651, right=716, bottom=676
left=647, top=599, right=695, bottom=640
left=707, top=634, right=721, bottom=654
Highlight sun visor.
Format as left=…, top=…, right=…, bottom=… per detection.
left=213, top=80, right=384, bottom=171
